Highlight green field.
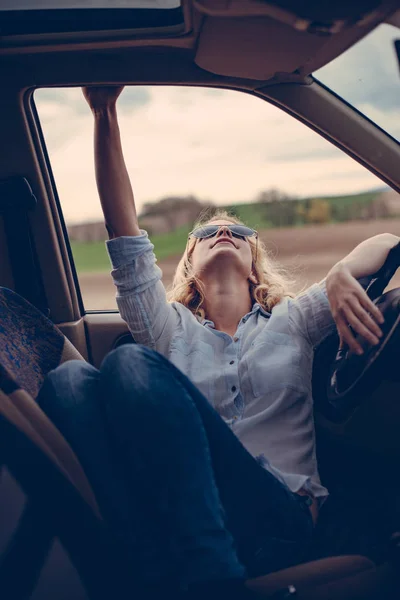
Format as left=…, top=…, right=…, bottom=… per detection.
left=225, top=202, right=271, bottom=229
left=319, top=191, right=376, bottom=206
left=70, top=189, right=384, bottom=273
left=227, top=190, right=378, bottom=227
left=71, top=225, right=192, bottom=273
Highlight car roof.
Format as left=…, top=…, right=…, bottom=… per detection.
left=0, top=1, right=398, bottom=81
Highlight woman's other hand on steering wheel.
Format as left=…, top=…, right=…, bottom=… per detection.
left=82, top=86, right=125, bottom=114
left=326, top=263, right=384, bottom=355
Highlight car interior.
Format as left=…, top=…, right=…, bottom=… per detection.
left=1, top=1, right=400, bottom=598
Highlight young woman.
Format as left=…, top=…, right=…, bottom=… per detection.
left=38, top=86, right=399, bottom=599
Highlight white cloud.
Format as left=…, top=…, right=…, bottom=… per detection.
left=316, top=23, right=400, bottom=115
left=35, top=85, right=387, bottom=225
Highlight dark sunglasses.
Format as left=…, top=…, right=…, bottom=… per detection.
left=189, top=224, right=258, bottom=241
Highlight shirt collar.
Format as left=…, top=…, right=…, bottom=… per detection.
left=253, top=302, right=271, bottom=318
left=200, top=302, right=270, bottom=328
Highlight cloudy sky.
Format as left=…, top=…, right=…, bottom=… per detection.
left=35, top=23, right=400, bottom=225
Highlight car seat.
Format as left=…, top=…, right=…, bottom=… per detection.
left=0, top=286, right=398, bottom=599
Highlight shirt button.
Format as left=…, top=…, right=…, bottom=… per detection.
left=233, top=337, right=239, bottom=342
left=231, top=385, right=237, bottom=392
left=229, top=360, right=235, bottom=365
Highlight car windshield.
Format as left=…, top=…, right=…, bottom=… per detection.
left=315, top=23, right=400, bottom=143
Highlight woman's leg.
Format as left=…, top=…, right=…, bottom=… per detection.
left=37, top=361, right=136, bottom=540
left=99, top=345, right=313, bottom=583
left=155, top=360, right=315, bottom=578
left=98, top=345, right=245, bottom=588
left=37, top=350, right=245, bottom=591
left=38, top=344, right=313, bottom=592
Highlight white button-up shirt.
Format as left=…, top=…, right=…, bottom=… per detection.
left=107, top=232, right=337, bottom=503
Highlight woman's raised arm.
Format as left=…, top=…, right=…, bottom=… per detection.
left=82, top=86, right=141, bottom=239
left=82, top=86, right=179, bottom=352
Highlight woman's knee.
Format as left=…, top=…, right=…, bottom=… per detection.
left=38, top=360, right=98, bottom=410
left=100, top=344, right=170, bottom=393
left=100, top=344, right=191, bottom=417
left=101, top=344, right=163, bottom=373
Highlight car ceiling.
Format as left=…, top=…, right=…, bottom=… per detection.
left=0, top=1, right=399, bottom=83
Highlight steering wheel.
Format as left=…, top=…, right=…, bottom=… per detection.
left=319, top=242, right=400, bottom=423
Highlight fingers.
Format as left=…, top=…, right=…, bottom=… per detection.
left=336, top=316, right=364, bottom=355
left=359, top=292, right=385, bottom=325
left=337, top=297, right=384, bottom=354
left=327, top=269, right=386, bottom=355
left=347, top=297, right=383, bottom=340
left=343, top=306, right=380, bottom=346
left=81, top=86, right=125, bottom=110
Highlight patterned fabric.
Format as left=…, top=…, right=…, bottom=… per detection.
left=0, top=287, right=64, bottom=399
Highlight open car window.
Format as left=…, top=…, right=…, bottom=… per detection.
left=315, top=23, right=400, bottom=143
left=0, top=1, right=183, bottom=36
left=34, top=85, right=399, bottom=312
left=3, top=1, right=180, bottom=7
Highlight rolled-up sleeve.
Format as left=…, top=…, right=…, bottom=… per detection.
left=106, top=231, right=178, bottom=351
left=289, top=283, right=336, bottom=348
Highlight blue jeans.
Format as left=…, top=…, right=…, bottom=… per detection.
left=37, top=344, right=313, bottom=589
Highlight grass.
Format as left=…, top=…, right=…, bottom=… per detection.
left=224, top=202, right=271, bottom=230
left=71, top=225, right=191, bottom=273
left=151, top=225, right=191, bottom=260
left=70, top=190, right=384, bottom=273
left=70, top=240, right=110, bottom=273
left=318, top=191, right=377, bottom=206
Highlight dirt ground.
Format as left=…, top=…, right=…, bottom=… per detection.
left=79, top=219, right=400, bottom=310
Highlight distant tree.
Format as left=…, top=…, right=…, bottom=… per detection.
left=306, top=198, right=332, bottom=224
left=139, top=195, right=214, bottom=234
left=256, top=188, right=296, bottom=204
left=362, top=197, right=391, bottom=220
left=296, top=202, right=307, bottom=224
left=256, top=188, right=300, bottom=227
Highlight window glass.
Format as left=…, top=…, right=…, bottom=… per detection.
left=316, top=24, right=400, bottom=142
left=1, top=1, right=180, bottom=10
left=0, top=1, right=183, bottom=35
left=34, top=86, right=399, bottom=311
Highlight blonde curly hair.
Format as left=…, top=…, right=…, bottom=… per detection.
left=167, top=209, right=294, bottom=319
